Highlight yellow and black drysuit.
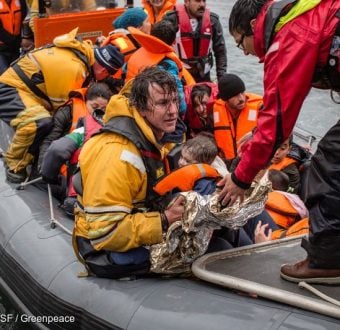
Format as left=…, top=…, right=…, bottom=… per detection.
left=0, top=28, right=94, bottom=175
left=73, top=91, right=175, bottom=278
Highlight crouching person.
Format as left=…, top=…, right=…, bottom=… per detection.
left=0, top=28, right=124, bottom=183
left=73, top=67, right=185, bottom=279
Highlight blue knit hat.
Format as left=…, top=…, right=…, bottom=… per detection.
left=113, top=8, right=147, bottom=29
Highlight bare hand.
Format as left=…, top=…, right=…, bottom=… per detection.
left=254, top=221, right=272, bottom=243
left=164, top=195, right=186, bottom=225
left=217, top=173, right=246, bottom=206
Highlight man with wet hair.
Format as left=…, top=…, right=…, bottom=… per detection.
left=73, top=66, right=185, bottom=279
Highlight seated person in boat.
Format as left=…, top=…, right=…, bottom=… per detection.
left=213, top=73, right=262, bottom=170
left=73, top=66, right=186, bottom=279
left=267, top=135, right=301, bottom=194
left=184, top=83, right=218, bottom=138
left=255, top=169, right=309, bottom=243
left=154, top=134, right=223, bottom=196
left=0, top=29, right=124, bottom=184
left=40, top=83, right=112, bottom=217
left=38, top=82, right=112, bottom=173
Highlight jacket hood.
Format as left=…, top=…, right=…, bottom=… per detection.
left=254, top=0, right=322, bottom=61
left=253, top=2, right=269, bottom=62
left=53, top=28, right=95, bottom=66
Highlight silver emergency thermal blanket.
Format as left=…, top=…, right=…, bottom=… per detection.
left=150, top=174, right=271, bottom=274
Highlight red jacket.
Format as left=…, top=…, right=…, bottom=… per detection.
left=234, top=0, right=340, bottom=187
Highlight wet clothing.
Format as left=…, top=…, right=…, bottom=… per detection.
left=231, top=0, right=340, bottom=268
left=141, top=0, right=176, bottom=24
left=0, top=29, right=94, bottom=174
left=73, top=88, right=178, bottom=278
left=0, top=0, right=27, bottom=74
left=213, top=93, right=262, bottom=162
left=163, top=5, right=227, bottom=82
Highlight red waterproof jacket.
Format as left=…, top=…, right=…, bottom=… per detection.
left=233, top=0, right=339, bottom=188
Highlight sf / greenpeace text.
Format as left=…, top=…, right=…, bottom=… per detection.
left=0, top=313, right=75, bottom=324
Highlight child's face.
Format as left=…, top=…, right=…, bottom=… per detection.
left=193, top=94, right=210, bottom=119
left=271, top=139, right=290, bottom=164
left=178, top=147, right=195, bottom=167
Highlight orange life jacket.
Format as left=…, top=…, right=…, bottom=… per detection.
left=0, top=0, right=24, bottom=45
left=153, top=163, right=220, bottom=195
left=271, top=217, right=309, bottom=240
left=268, top=156, right=298, bottom=171
left=59, top=88, right=88, bottom=177
left=66, top=88, right=89, bottom=132
left=265, top=191, right=301, bottom=229
left=142, top=0, right=176, bottom=24
left=102, top=32, right=141, bottom=80
left=102, top=32, right=140, bottom=63
left=174, top=4, right=212, bottom=62
left=213, top=93, right=262, bottom=160
left=184, top=82, right=218, bottom=131
left=125, top=27, right=183, bottom=82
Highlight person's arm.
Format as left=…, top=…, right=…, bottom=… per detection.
left=79, top=137, right=184, bottom=252
left=211, top=13, right=227, bottom=80
left=38, top=105, right=72, bottom=170
left=41, top=134, right=80, bottom=184
left=234, top=19, right=319, bottom=187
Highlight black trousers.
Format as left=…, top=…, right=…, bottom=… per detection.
left=303, top=120, right=340, bottom=268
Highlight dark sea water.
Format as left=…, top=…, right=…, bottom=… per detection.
left=1, top=0, right=338, bottom=328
